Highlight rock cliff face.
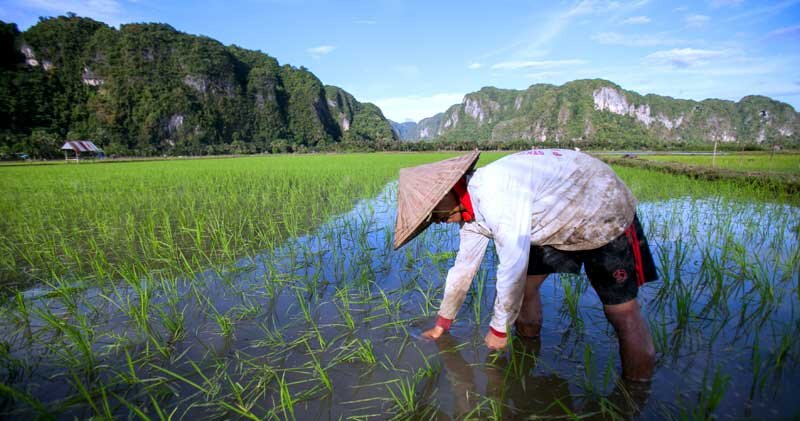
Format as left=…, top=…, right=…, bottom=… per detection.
left=0, top=16, right=396, bottom=156
left=390, top=112, right=447, bottom=141
left=389, top=121, right=418, bottom=140
left=394, top=80, right=799, bottom=147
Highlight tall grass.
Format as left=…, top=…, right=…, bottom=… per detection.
left=0, top=151, right=797, bottom=419
left=0, top=153, right=475, bottom=290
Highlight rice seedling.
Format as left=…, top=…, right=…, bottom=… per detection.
left=334, top=285, right=356, bottom=330
left=679, top=365, right=731, bottom=420
left=384, top=366, right=439, bottom=419
left=0, top=152, right=797, bottom=419
left=559, top=274, right=583, bottom=323
left=304, top=341, right=332, bottom=393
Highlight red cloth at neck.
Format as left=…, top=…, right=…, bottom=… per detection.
left=452, top=177, right=474, bottom=222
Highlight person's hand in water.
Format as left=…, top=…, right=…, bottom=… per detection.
left=421, top=325, right=445, bottom=340
left=484, top=330, right=508, bottom=350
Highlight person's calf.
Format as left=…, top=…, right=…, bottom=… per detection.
left=604, top=299, right=656, bottom=382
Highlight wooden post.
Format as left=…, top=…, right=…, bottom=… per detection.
left=712, top=141, right=718, bottom=168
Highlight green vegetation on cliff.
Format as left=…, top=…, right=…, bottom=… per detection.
left=396, top=79, right=799, bottom=150
left=0, top=15, right=397, bottom=158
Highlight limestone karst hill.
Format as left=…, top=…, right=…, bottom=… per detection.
left=0, top=15, right=396, bottom=157
left=392, top=80, right=799, bottom=149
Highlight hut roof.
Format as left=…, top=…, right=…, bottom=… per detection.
left=60, top=141, right=100, bottom=152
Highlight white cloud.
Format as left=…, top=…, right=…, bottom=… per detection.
left=371, top=93, right=464, bottom=122
left=565, top=0, right=624, bottom=17
left=645, top=48, right=735, bottom=68
left=467, top=62, right=481, bottom=69
left=491, top=59, right=586, bottom=70
left=476, top=0, right=647, bottom=62
left=591, top=31, right=688, bottom=46
left=307, top=45, right=335, bottom=57
left=766, top=24, right=800, bottom=38
left=622, top=15, right=650, bottom=24
left=685, top=14, right=710, bottom=27
left=354, top=19, right=376, bottom=25
left=516, top=1, right=623, bottom=57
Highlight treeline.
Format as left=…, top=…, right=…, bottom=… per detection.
left=239, top=137, right=777, bottom=154
left=0, top=14, right=396, bottom=159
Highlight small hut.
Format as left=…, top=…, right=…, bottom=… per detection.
left=60, top=140, right=102, bottom=162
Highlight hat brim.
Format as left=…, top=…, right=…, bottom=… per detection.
left=394, top=150, right=480, bottom=250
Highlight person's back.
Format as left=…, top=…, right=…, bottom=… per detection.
left=468, top=149, right=635, bottom=250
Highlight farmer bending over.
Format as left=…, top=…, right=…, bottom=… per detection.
left=393, top=149, right=658, bottom=381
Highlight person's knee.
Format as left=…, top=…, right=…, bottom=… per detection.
left=524, top=274, right=548, bottom=295
left=603, top=300, right=654, bottom=350
left=603, top=298, right=640, bottom=317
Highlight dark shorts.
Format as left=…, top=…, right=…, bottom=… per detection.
left=527, top=215, right=658, bottom=305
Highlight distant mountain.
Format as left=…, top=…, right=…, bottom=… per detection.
left=0, top=15, right=396, bottom=157
left=395, top=80, right=799, bottom=147
left=390, top=113, right=448, bottom=142
left=389, top=121, right=417, bottom=141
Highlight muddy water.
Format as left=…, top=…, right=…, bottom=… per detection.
left=2, top=183, right=799, bottom=419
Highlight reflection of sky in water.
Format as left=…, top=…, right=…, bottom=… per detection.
left=251, top=183, right=800, bottom=418
left=4, top=182, right=799, bottom=419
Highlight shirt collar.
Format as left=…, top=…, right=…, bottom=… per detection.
left=452, top=176, right=475, bottom=222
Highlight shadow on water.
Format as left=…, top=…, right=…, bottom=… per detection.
left=1, top=182, right=799, bottom=419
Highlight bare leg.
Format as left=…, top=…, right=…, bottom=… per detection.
left=603, top=299, right=655, bottom=382
left=515, top=274, right=548, bottom=338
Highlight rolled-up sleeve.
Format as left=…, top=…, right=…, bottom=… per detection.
left=438, top=224, right=490, bottom=320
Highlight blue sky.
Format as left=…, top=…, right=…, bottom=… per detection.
left=2, top=0, right=799, bottom=122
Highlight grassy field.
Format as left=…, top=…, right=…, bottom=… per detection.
left=0, top=151, right=797, bottom=419
left=0, top=153, right=506, bottom=291
left=636, top=152, right=800, bottom=175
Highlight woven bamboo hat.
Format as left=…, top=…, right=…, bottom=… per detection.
left=394, top=150, right=480, bottom=250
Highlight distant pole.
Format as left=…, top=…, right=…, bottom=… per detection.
left=712, top=141, right=718, bottom=168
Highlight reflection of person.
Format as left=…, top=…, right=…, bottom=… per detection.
left=436, top=334, right=574, bottom=418
left=600, top=378, right=652, bottom=418
left=394, top=150, right=658, bottom=381
left=434, top=335, right=478, bottom=418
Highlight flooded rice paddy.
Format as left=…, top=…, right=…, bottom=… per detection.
left=1, top=178, right=799, bottom=419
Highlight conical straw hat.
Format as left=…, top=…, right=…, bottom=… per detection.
left=394, top=150, right=480, bottom=250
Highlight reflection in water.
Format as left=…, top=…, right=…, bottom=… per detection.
left=1, top=183, right=796, bottom=419
left=436, top=334, right=572, bottom=418
left=436, top=334, right=651, bottom=419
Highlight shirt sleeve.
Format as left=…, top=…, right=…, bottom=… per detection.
left=475, top=166, right=533, bottom=334
left=437, top=223, right=490, bottom=321
left=488, top=226, right=530, bottom=334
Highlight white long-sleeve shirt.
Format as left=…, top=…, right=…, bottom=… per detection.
left=438, top=149, right=636, bottom=333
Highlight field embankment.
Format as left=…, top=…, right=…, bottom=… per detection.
left=599, top=153, right=800, bottom=194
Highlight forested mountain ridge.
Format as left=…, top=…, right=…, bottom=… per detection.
left=394, top=80, right=799, bottom=149
left=0, top=15, right=396, bottom=157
